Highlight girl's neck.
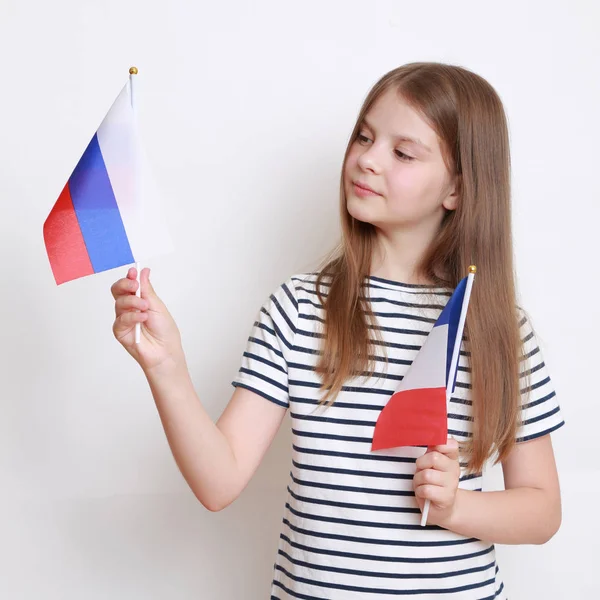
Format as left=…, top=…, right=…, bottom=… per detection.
left=370, top=226, right=436, bottom=286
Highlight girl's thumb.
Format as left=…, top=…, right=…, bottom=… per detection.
left=140, top=268, right=157, bottom=300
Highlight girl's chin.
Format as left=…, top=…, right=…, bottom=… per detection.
left=347, top=205, right=378, bottom=226
left=348, top=195, right=376, bottom=215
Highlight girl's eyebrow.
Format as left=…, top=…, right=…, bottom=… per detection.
left=362, top=118, right=433, bottom=154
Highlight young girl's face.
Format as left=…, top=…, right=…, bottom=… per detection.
left=344, top=88, right=458, bottom=233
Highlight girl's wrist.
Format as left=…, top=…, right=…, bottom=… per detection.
left=437, top=488, right=464, bottom=531
left=144, top=350, right=188, bottom=382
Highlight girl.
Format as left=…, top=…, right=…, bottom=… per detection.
left=111, top=62, right=564, bottom=599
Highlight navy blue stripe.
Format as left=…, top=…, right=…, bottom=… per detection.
left=255, top=320, right=276, bottom=339
left=286, top=502, right=443, bottom=531
left=369, top=275, right=451, bottom=291
left=243, top=352, right=286, bottom=374
left=292, top=428, right=374, bottom=445
left=522, top=346, right=540, bottom=361
left=369, top=296, right=446, bottom=309
left=479, top=578, right=505, bottom=599
left=282, top=518, right=480, bottom=548
left=259, top=310, right=294, bottom=350
left=287, top=361, right=408, bottom=381
left=521, top=405, right=560, bottom=426
left=290, top=357, right=470, bottom=376
left=278, top=548, right=496, bottom=580
left=298, top=295, right=446, bottom=311
left=247, top=336, right=284, bottom=359
left=521, top=389, right=556, bottom=410
left=521, top=331, right=534, bottom=343
left=290, top=396, right=383, bottom=410
left=295, top=276, right=454, bottom=297
left=292, top=459, right=414, bottom=481
left=521, top=375, right=551, bottom=395
left=521, top=360, right=544, bottom=377
left=290, top=380, right=393, bottom=395
left=449, top=396, right=472, bottom=406
left=516, top=419, right=565, bottom=443
left=292, top=412, right=378, bottom=428
left=293, top=444, right=417, bottom=464
left=282, top=281, right=298, bottom=310
left=447, top=412, right=473, bottom=422
left=271, top=292, right=297, bottom=334
left=293, top=446, right=470, bottom=471
left=278, top=533, right=495, bottom=565
left=239, top=367, right=287, bottom=393
left=292, top=416, right=473, bottom=441
left=302, top=311, right=438, bottom=325
left=272, top=580, right=327, bottom=600
left=292, top=458, right=477, bottom=484
left=287, top=486, right=421, bottom=515
left=448, top=428, right=472, bottom=438
left=293, top=326, right=470, bottom=349
left=291, top=472, right=416, bottom=497
left=290, top=395, right=471, bottom=412
left=274, top=563, right=496, bottom=595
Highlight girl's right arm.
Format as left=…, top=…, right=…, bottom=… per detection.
left=111, top=267, right=287, bottom=512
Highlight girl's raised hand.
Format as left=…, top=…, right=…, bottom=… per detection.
left=413, top=437, right=460, bottom=527
left=111, top=267, right=185, bottom=373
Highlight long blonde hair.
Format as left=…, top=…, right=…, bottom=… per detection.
left=315, top=62, right=527, bottom=474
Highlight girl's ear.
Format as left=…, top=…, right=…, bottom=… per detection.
left=442, top=174, right=461, bottom=211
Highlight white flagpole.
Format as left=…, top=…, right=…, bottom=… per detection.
left=421, top=265, right=477, bottom=527
left=129, top=66, right=142, bottom=345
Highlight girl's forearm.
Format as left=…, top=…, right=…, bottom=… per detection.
left=144, top=359, right=240, bottom=511
left=442, top=487, right=561, bottom=545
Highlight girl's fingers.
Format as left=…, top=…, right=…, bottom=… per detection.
left=415, top=450, right=456, bottom=473
left=111, top=276, right=139, bottom=300
left=115, top=294, right=148, bottom=317
left=413, top=467, right=447, bottom=488
left=431, top=438, right=459, bottom=461
left=415, top=484, right=451, bottom=505
left=114, top=310, right=148, bottom=332
left=139, top=268, right=157, bottom=301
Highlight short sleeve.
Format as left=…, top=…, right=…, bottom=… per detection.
left=231, top=277, right=299, bottom=408
left=515, top=308, right=565, bottom=442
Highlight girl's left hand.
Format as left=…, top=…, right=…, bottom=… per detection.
left=413, top=437, right=460, bottom=527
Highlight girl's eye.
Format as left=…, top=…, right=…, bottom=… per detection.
left=395, top=149, right=415, bottom=162
left=357, top=133, right=371, bottom=144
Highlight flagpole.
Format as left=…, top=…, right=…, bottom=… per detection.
left=421, top=265, right=477, bottom=527
left=128, top=66, right=142, bottom=344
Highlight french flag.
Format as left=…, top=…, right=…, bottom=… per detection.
left=43, top=78, right=173, bottom=285
left=371, top=275, right=472, bottom=451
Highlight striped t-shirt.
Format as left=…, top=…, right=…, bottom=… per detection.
left=232, top=273, right=565, bottom=599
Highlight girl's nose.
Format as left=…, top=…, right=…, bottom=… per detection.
left=357, top=145, right=382, bottom=174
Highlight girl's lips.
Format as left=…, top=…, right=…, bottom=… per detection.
left=353, top=181, right=381, bottom=197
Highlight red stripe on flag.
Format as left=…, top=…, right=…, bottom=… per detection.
left=371, top=387, right=448, bottom=451
left=43, top=183, right=94, bottom=285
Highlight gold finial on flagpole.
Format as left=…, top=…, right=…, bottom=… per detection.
left=469, top=265, right=477, bottom=274
left=129, top=66, right=138, bottom=75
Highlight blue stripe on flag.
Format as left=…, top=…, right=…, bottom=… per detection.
left=69, top=134, right=134, bottom=273
left=434, top=276, right=468, bottom=390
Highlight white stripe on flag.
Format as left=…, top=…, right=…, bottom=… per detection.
left=97, top=80, right=173, bottom=262
left=400, top=323, right=448, bottom=391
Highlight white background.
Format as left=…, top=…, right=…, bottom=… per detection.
left=1, top=1, right=598, bottom=597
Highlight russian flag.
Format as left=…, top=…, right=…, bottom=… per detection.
left=371, top=276, right=469, bottom=451
left=43, top=79, right=173, bottom=285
